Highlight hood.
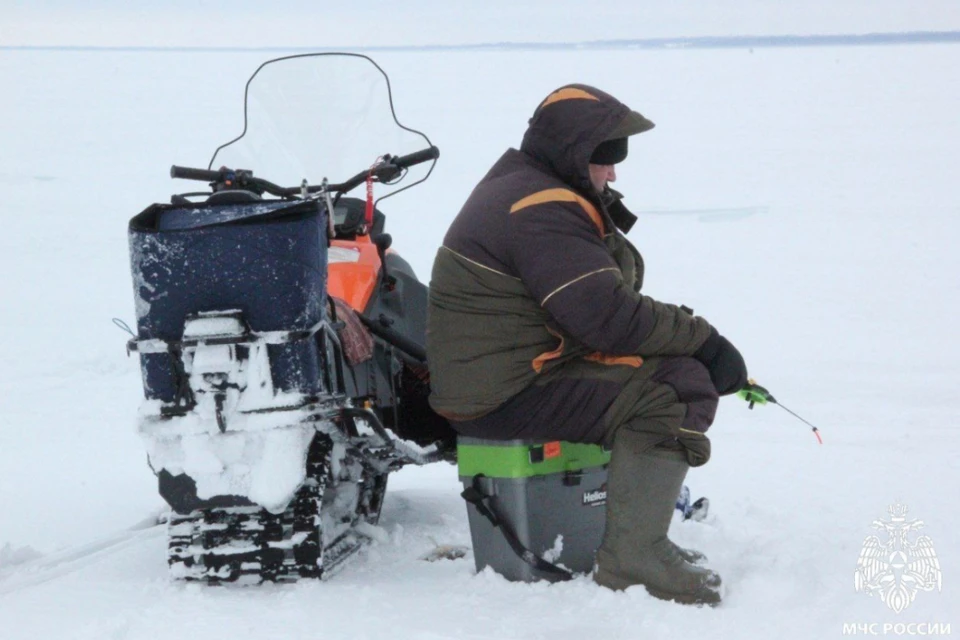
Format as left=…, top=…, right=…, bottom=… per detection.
left=519, top=84, right=654, bottom=196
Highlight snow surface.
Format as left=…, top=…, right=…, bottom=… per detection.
left=2, top=10, right=960, bottom=639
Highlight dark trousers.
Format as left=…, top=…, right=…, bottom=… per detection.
left=452, top=356, right=718, bottom=467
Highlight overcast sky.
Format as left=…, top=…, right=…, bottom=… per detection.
left=4, top=1, right=960, bottom=48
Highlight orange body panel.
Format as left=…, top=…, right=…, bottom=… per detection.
left=327, top=237, right=382, bottom=313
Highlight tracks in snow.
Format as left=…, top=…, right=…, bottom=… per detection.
left=0, top=512, right=165, bottom=597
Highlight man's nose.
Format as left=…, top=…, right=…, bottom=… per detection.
left=608, top=166, right=617, bottom=183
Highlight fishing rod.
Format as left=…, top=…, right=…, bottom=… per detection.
left=737, top=379, right=823, bottom=444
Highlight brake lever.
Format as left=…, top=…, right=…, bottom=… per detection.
left=373, top=161, right=402, bottom=184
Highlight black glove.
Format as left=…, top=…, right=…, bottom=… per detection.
left=692, top=328, right=748, bottom=396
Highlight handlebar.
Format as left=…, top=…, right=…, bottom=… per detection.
left=393, top=145, right=440, bottom=169
left=169, top=145, right=439, bottom=199
left=325, top=145, right=439, bottom=194
left=170, top=165, right=221, bottom=182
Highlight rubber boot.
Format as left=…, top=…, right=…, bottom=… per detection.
left=672, top=542, right=707, bottom=566
left=594, top=432, right=721, bottom=605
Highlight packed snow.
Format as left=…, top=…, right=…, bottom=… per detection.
left=1, top=6, right=959, bottom=639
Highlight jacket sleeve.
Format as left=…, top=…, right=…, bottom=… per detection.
left=506, top=199, right=711, bottom=357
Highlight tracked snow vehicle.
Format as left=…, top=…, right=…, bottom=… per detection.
left=125, top=53, right=455, bottom=583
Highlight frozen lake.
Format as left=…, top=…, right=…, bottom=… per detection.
left=1, top=31, right=958, bottom=639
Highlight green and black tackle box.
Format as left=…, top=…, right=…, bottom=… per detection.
left=458, top=437, right=611, bottom=582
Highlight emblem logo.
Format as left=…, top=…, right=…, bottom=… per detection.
left=854, top=503, right=942, bottom=613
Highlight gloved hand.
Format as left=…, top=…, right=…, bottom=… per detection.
left=737, top=380, right=775, bottom=408
left=692, top=328, right=748, bottom=396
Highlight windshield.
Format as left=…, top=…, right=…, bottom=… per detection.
left=208, top=53, right=434, bottom=200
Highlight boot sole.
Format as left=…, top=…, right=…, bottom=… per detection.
left=645, top=584, right=721, bottom=607
left=595, top=569, right=721, bottom=607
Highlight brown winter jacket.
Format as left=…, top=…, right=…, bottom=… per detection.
left=427, top=85, right=712, bottom=421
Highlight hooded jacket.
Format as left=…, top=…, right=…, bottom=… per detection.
left=427, top=85, right=711, bottom=421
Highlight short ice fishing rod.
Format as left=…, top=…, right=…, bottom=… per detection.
left=736, top=379, right=824, bottom=444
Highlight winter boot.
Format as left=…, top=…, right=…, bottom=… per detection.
left=671, top=542, right=708, bottom=566
left=594, top=432, right=721, bottom=605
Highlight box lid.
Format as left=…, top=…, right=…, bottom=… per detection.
left=457, top=439, right=610, bottom=478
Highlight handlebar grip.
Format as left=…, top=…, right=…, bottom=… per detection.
left=392, top=146, right=439, bottom=170
left=170, top=165, right=222, bottom=182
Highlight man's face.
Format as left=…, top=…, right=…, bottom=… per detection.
left=588, top=163, right=617, bottom=192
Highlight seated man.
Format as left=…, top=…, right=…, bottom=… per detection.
left=426, top=84, right=747, bottom=605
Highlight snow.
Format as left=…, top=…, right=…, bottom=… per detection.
left=2, top=7, right=959, bottom=639
left=542, top=535, right=565, bottom=565
left=129, top=232, right=174, bottom=322
left=143, top=422, right=316, bottom=512
left=138, top=313, right=321, bottom=512
left=180, top=313, right=245, bottom=339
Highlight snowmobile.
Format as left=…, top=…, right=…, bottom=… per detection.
left=124, top=53, right=456, bottom=584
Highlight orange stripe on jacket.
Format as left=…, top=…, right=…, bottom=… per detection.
left=509, top=188, right=604, bottom=235
left=540, top=88, right=600, bottom=109
left=584, top=353, right=643, bottom=368
left=532, top=328, right=566, bottom=373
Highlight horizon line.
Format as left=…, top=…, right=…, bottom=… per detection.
left=4, top=30, right=960, bottom=53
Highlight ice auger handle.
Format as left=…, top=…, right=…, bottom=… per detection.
left=170, top=165, right=222, bottom=182
left=392, top=146, right=439, bottom=169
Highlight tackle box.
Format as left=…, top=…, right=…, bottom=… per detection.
left=458, top=437, right=610, bottom=582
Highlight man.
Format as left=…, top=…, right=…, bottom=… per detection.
left=426, top=84, right=747, bottom=605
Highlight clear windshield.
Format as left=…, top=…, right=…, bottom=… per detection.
left=208, top=53, right=433, bottom=199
